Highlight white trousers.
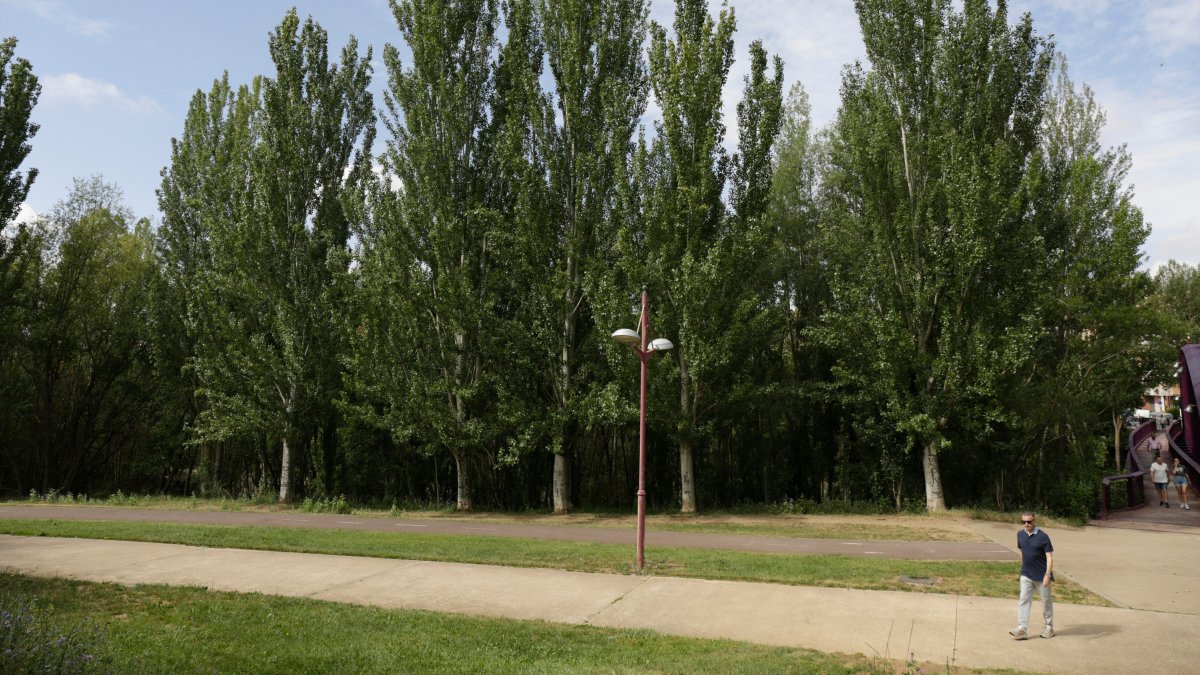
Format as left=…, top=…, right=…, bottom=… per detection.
left=1017, top=575, right=1053, bottom=630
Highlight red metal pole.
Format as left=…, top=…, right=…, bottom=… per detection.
left=636, top=288, right=648, bottom=570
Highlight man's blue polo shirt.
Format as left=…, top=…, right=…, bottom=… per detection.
left=1018, top=527, right=1053, bottom=580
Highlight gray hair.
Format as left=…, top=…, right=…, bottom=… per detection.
left=1021, top=511, right=1035, bottom=519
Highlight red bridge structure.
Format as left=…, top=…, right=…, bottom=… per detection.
left=1099, top=344, right=1200, bottom=528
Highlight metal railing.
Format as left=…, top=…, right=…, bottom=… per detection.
left=1099, top=421, right=1155, bottom=519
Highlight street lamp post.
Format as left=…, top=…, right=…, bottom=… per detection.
left=611, top=286, right=673, bottom=570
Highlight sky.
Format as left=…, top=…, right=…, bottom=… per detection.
left=3, top=0, right=1197, bottom=269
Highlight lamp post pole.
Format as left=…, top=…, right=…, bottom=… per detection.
left=610, top=286, right=671, bottom=571
left=636, top=287, right=649, bottom=570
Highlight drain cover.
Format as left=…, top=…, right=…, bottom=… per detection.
left=899, top=575, right=936, bottom=586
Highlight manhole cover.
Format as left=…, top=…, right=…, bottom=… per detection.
left=898, top=575, right=936, bottom=586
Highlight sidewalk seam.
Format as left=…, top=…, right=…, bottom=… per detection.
left=952, top=594, right=959, bottom=666
left=582, top=574, right=652, bottom=625
left=302, top=563, right=418, bottom=598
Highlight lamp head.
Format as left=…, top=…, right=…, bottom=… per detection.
left=648, top=338, right=674, bottom=353
left=611, top=328, right=640, bottom=347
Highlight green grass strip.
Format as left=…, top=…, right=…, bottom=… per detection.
left=0, top=573, right=1021, bottom=674
left=0, top=518, right=1109, bottom=606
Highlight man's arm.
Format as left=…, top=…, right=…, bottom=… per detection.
left=1043, top=551, right=1053, bottom=586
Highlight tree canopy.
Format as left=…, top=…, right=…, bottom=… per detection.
left=0, top=4, right=1180, bottom=521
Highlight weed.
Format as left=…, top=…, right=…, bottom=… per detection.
left=300, top=495, right=351, bottom=515
left=0, top=594, right=106, bottom=673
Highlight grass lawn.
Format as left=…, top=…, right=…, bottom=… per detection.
left=0, top=573, right=1020, bottom=674
left=5, top=494, right=1038, bottom=542
left=0, top=518, right=1109, bottom=606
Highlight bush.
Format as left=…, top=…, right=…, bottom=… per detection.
left=0, top=595, right=106, bottom=673
left=300, top=495, right=351, bottom=514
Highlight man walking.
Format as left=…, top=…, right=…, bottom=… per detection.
left=1150, top=454, right=1171, bottom=507
left=1010, top=511, right=1054, bottom=640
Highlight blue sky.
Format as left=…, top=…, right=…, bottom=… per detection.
left=3, top=0, right=1197, bottom=268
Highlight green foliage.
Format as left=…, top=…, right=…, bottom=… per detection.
left=164, top=9, right=374, bottom=504
left=352, top=0, right=506, bottom=511
left=1, top=177, right=159, bottom=496
left=300, top=494, right=352, bottom=514
left=0, top=36, right=39, bottom=226
left=823, top=0, right=1055, bottom=511
left=634, top=0, right=785, bottom=513
left=1154, top=261, right=1200, bottom=344
left=0, top=4, right=1164, bottom=521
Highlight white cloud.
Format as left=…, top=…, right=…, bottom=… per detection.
left=40, top=73, right=162, bottom=114
left=1, top=0, right=113, bottom=39
left=2, top=203, right=38, bottom=237
left=15, top=203, right=38, bottom=225
left=1143, top=0, right=1200, bottom=55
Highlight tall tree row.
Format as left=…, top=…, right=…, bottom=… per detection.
left=0, top=4, right=1174, bottom=519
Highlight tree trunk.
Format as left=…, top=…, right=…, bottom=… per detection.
left=679, top=351, right=698, bottom=513
left=552, top=452, right=572, bottom=513
left=680, top=439, right=697, bottom=513
left=1111, top=412, right=1122, bottom=469
left=453, top=449, right=472, bottom=511
left=278, top=436, right=292, bottom=503
left=554, top=256, right=579, bottom=516
left=922, top=440, right=946, bottom=511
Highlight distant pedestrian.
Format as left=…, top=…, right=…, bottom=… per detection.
left=1148, top=432, right=1161, bottom=456
left=1010, top=511, right=1054, bottom=640
left=1150, top=455, right=1171, bottom=507
left=1172, top=458, right=1191, bottom=510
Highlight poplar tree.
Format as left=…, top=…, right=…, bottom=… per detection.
left=823, top=0, right=1053, bottom=510
left=156, top=74, right=257, bottom=493
left=1013, top=56, right=1150, bottom=491
left=362, top=0, right=499, bottom=510
left=0, top=36, right=40, bottom=490
left=538, top=0, right=649, bottom=513
left=181, top=11, right=374, bottom=502
left=0, top=37, right=39, bottom=227
left=640, top=0, right=782, bottom=512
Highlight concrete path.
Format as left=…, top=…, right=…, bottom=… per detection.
left=0, top=505, right=1014, bottom=560
left=2, top=533, right=1198, bottom=674
left=967, top=520, right=1200, bottom=615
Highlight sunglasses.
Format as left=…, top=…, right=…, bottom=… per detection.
left=1021, top=520, right=1034, bottom=525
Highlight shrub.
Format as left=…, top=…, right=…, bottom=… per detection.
left=300, top=495, right=352, bottom=514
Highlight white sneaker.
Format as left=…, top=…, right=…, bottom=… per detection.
left=1041, top=627, right=1055, bottom=639
left=1010, top=627, right=1028, bottom=640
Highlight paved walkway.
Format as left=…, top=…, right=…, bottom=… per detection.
left=2, top=520, right=1199, bottom=673
left=0, top=505, right=1014, bottom=560
left=1098, top=432, right=1200, bottom=529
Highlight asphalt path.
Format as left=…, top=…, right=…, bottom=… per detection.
left=0, top=504, right=1015, bottom=560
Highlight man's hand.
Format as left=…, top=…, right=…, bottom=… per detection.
left=1042, top=573, right=1051, bottom=587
